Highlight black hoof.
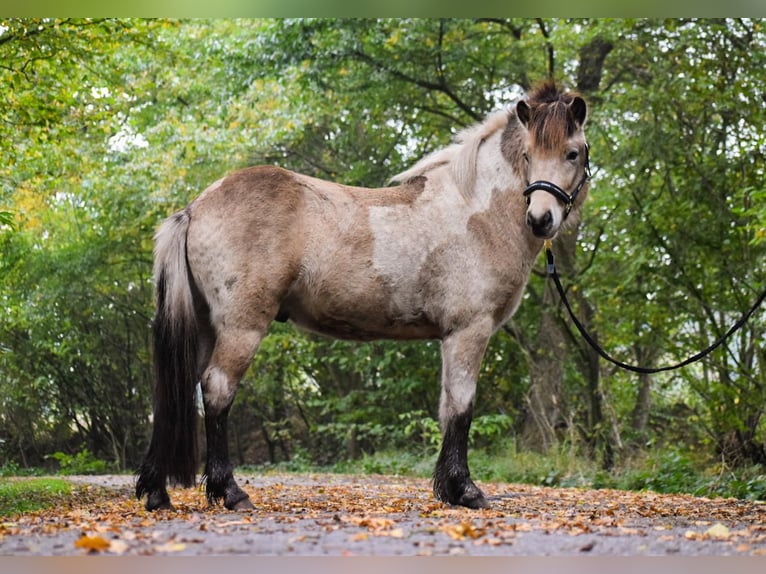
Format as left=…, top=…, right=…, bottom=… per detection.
left=205, top=473, right=253, bottom=511
left=456, top=481, right=490, bottom=509
left=145, top=490, right=175, bottom=511
left=434, top=475, right=490, bottom=509
left=227, top=494, right=254, bottom=511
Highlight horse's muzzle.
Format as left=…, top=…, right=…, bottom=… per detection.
left=526, top=209, right=555, bottom=238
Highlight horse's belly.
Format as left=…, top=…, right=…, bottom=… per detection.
left=277, top=289, right=440, bottom=342
left=293, top=315, right=439, bottom=342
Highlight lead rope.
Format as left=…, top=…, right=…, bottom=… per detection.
left=543, top=240, right=766, bottom=374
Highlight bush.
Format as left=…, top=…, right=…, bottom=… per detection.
left=49, top=448, right=112, bottom=475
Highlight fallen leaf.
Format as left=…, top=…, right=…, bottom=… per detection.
left=155, top=541, right=187, bottom=553
left=473, top=537, right=503, bottom=547
left=705, top=523, right=731, bottom=540
left=442, top=521, right=485, bottom=541
left=74, top=534, right=111, bottom=552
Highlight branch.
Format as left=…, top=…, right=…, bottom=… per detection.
left=476, top=18, right=524, bottom=40
left=576, top=36, right=614, bottom=94
left=348, top=47, right=482, bottom=122
left=535, top=18, right=555, bottom=80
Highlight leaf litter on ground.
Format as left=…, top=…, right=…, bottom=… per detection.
left=1, top=473, right=766, bottom=555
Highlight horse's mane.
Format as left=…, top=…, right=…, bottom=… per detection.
left=524, top=81, right=581, bottom=151
left=390, top=81, right=578, bottom=198
left=390, top=110, right=510, bottom=198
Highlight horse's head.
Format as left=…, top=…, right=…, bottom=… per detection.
left=516, top=87, right=589, bottom=239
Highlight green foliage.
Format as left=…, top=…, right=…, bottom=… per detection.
left=605, top=449, right=766, bottom=501
left=256, top=444, right=766, bottom=501
left=0, top=461, right=43, bottom=478
left=467, top=441, right=595, bottom=488
left=0, top=211, right=13, bottom=229
left=0, top=477, right=71, bottom=518
left=616, top=449, right=702, bottom=494
left=49, top=448, right=112, bottom=475
left=355, top=451, right=436, bottom=477
left=1, top=19, right=764, bottom=483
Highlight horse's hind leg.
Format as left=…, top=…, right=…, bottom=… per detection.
left=201, top=327, right=264, bottom=510
left=433, top=319, right=492, bottom=509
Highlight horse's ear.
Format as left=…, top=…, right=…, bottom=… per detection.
left=570, top=96, right=587, bottom=126
left=516, top=100, right=531, bottom=127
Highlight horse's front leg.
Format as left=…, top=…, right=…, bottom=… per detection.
left=433, top=318, right=493, bottom=509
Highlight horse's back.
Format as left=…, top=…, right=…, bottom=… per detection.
left=181, top=165, right=437, bottom=339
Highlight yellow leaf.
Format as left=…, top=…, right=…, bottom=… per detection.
left=155, top=541, right=187, bottom=553
left=705, top=523, right=731, bottom=540
left=74, top=534, right=111, bottom=552
left=443, top=521, right=485, bottom=541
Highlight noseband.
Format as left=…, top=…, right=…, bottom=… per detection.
left=523, top=144, right=591, bottom=219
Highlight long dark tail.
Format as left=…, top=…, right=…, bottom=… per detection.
left=136, top=209, right=200, bottom=499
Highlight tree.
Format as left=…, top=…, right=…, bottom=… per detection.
left=2, top=18, right=764, bottom=474
left=579, top=19, right=766, bottom=465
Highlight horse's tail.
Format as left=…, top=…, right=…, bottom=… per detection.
left=136, top=209, right=199, bottom=498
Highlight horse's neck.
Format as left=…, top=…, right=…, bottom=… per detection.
left=468, top=136, right=542, bottom=259
left=465, top=133, right=526, bottom=216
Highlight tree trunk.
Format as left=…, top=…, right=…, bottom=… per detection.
left=630, top=372, right=652, bottom=444
left=520, top=33, right=615, bottom=453
left=574, top=287, right=613, bottom=469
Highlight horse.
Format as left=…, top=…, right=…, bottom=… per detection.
left=135, top=81, right=590, bottom=511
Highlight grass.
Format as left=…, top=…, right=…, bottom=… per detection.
left=0, top=477, right=72, bottom=519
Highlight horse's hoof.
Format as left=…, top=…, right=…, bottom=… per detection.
left=145, top=491, right=175, bottom=512
left=434, top=476, right=490, bottom=509
left=230, top=497, right=254, bottom=511
left=458, top=490, right=490, bottom=509
left=454, top=477, right=490, bottom=509
left=223, top=490, right=254, bottom=511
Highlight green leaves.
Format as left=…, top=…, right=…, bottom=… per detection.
left=1, top=19, right=765, bottom=476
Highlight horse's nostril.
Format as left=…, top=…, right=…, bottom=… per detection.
left=527, top=210, right=554, bottom=237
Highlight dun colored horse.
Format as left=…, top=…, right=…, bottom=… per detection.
left=136, top=81, right=590, bottom=511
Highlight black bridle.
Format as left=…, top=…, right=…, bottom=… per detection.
left=523, top=144, right=591, bottom=219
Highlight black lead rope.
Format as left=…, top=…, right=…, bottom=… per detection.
left=544, top=243, right=766, bottom=375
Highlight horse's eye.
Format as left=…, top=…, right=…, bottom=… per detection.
left=566, top=150, right=579, bottom=162
left=522, top=152, right=529, bottom=163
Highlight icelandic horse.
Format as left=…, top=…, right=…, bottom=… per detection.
left=136, top=81, right=590, bottom=511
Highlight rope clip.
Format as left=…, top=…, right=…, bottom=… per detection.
left=543, top=240, right=555, bottom=275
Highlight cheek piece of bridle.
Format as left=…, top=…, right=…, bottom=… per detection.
left=523, top=144, right=591, bottom=220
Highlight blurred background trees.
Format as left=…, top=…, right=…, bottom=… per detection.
left=1, top=19, right=764, bottom=486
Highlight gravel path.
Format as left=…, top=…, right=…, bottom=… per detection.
left=2, top=473, right=766, bottom=556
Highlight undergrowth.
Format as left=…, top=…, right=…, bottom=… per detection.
left=244, top=441, right=766, bottom=501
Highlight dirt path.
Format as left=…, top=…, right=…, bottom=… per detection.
left=1, top=473, right=765, bottom=556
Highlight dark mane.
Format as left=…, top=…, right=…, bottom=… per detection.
left=526, top=81, right=581, bottom=150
